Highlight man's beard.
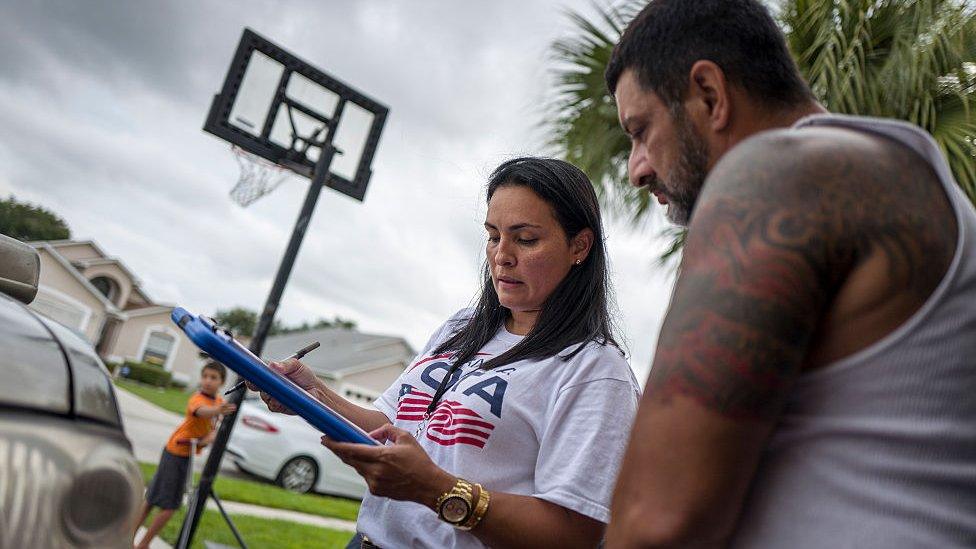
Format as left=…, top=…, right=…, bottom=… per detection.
left=661, top=107, right=709, bottom=226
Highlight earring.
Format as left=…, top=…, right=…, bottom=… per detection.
left=575, top=259, right=582, bottom=265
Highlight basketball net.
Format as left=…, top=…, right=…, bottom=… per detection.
left=229, top=146, right=290, bottom=207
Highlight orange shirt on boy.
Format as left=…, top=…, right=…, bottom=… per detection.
left=165, top=391, right=223, bottom=457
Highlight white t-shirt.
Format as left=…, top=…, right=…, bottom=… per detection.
left=357, top=310, right=641, bottom=549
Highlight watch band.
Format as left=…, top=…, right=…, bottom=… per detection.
left=435, top=478, right=476, bottom=526
left=458, top=483, right=490, bottom=531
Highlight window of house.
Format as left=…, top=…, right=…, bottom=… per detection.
left=89, top=276, right=118, bottom=303
left=142, top=331, right=175, bottom=367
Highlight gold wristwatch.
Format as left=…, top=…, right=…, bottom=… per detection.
left=435, top=478, right=475, bottom=527
left=458, top=483, right=490, bottom=531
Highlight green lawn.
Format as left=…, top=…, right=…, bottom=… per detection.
left=139, top=462, right=361, bottom=522
left=115, top=378, right=193, bottom=415
left=145, top=507, right=353, bottom=548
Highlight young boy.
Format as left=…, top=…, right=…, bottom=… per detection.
left=133, top=361, right=236, bottom=549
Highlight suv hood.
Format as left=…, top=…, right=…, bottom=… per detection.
left=0, top=293, right=121, bottom=426
left=0, top=293, right=70, bottom=414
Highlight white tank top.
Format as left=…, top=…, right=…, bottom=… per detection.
left=731, top=114, right=976, bottom=548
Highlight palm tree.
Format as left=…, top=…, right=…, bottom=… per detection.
left=546, top=0, right=976, bottom=240
left=547, top=2, right=648, bottom=226
left=784, top=0, right=976, bottom=197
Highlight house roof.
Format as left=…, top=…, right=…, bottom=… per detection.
left=261, top=328, right=415, bottom=379
left=31, top=239, right=148, bottom=301
left=32, top=243, right=124, bottom=318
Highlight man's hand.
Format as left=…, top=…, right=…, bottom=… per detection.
left=322, top=424, right=455, bottom=508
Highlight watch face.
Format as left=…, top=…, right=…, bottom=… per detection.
left=440, top=496, right=471, bottom=523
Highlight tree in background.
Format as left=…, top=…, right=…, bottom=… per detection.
left=276, top=316, right=357, bottom=334
left=0, top=195, right=71, bottom=242
left=213, top=306, right=356, bottom=338
left=213, top=307, right=263, bottom=338
left=546, top=0, right=976, bottom=258
left=783, top=0, right=976, bottom=200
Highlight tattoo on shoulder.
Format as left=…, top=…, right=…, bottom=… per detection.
left=647, top=132, right=957, bottom=420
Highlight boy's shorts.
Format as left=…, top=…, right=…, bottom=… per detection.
left=145, top=449, right=190, bottom=510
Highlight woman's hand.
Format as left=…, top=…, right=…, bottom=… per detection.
left=248, top=359, right=326, bottom=415
left=248, top=360, right=391, bottom=432
left=322, top=424, right=456, bottom=509
left=329, top=425, right=605, bottom=548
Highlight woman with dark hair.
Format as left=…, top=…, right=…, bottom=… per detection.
left=256, top=157, right=640, bottom=548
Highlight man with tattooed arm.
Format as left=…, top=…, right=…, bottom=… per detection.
left=604, top=1, right=976, bottom=547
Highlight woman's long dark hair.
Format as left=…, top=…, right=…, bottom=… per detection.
left=434, top=157, right=620, bottom=370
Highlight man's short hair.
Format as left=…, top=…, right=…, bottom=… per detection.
left=202, top=361, right=227, bottom=382
left=606, top=0, right=814, bottom=108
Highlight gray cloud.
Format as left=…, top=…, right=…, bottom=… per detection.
left=0, top=0, right=671, bottom=380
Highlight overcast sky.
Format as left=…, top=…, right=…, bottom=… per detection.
left=0, top=1, right=676, bottom=382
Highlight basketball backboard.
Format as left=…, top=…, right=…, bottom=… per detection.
left=204, top=28, right=388, bottom=201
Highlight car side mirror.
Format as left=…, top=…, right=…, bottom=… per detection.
left=0, top=233, right=40, bottom=304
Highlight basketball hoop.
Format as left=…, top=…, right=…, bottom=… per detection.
left=229, top=146, right=290, bottom=207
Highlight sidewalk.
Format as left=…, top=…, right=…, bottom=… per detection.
left=134, top=526, right=173, bottom=548
left=115, top=385, right=251, bottom=477
left=133, top=502, right=357, bottom=549
left=130, top=491, right=357, bottom=549
left=209, top=499, right=357, bottom=532
left=121, top=387, right=358, bottom=542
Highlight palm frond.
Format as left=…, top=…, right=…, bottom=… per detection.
left=781, top=0, right=975, bottom=197
left=544, top=1, right=649, bottom=226
left=544, top=0, right=976, bottom=261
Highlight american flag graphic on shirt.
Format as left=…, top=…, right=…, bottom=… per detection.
left=396, top=388, right=497, bottom=448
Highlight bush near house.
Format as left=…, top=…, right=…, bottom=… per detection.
left=121, top=360, right=172, bottom=387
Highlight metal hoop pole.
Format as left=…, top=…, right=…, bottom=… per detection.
left=212, top=491, right=249, bottom=548
left=177, top=139, right=340, bottom=549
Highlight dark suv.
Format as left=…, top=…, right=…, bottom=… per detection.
left=0, top=233, right=143, bottom=547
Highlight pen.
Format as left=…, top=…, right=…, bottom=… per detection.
left=224, top=341, right=321, bottom=395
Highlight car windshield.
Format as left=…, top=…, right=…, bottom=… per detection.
left=0, top=297, right=70, bottom=413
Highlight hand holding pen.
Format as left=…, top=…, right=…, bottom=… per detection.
left=224, top=341, right=321, bottom=395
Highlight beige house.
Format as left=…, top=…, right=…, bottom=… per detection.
left=261, top=326, right=415, bottom=407
left=27, top=239, right=414, bottom=396
left=28, top=240, right=200, bottom=382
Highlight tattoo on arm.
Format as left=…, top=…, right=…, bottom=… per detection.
left=647, top=131, right=956, bottom=420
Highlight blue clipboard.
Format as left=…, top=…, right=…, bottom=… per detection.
left=171, top=307, right=379, bottom=446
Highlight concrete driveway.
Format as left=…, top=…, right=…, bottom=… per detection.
left=115, top=387, right=247, bottom=478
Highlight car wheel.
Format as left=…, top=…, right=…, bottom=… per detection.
left=276, top=456, right=318, bottom=493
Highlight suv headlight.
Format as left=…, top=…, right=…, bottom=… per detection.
left=62, top=467, right=135, bottom=544
left=0, top=415, right=143, bottom=548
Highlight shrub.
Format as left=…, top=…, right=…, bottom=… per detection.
left=121, top=360, right=172, bottom=387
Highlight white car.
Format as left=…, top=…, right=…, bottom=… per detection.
left=227, top=397, right=367, bottom=499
